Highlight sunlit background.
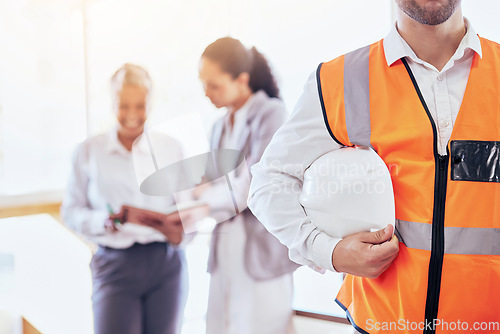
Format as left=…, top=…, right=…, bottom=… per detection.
left=1, top=0, right=499, bottom=333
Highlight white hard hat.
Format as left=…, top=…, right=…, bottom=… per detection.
left=299, top=146, right=395, bottom=238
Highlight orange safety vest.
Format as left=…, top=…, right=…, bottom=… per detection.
left=318, top=37, right=500, bottom=334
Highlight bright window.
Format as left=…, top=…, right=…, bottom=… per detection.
left=0, top=0, right=86, bottom=198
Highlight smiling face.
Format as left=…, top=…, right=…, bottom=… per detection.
left=396, top=0, right=462, bottom=25
left=115, top=84, right=148, bottom=139
left=198, top=57, right=250, bottom=110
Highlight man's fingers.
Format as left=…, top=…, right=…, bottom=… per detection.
left=368, top=234, right=399, bottom=262
left=380, top=249, right=400, bottom=266
left=365, top=245, right=400, bottom=278
left=333, top=229, right=399, bottom=278
left=359, top=225, right=394, bottom=245
left=370, top=233, right=399, bottom=251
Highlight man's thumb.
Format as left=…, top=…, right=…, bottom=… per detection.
left=361, top=225, right=393, bottom=244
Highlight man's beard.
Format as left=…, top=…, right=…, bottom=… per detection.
left=396, top=0, right=461, bottom=25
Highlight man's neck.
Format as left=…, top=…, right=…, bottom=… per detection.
left=396, top=8, right=466, bottom=71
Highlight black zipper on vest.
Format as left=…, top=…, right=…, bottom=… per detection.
left=402, top=58, right=449, bottom=334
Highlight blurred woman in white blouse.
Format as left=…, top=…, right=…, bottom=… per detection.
left=61, top=63, right=187, bottom=334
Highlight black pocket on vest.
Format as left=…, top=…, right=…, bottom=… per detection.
left=450, top=140, right=500, bottom=183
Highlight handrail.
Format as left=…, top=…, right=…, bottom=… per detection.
left=294, top=310, right=350, bottom=325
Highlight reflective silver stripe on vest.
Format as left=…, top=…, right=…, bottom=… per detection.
left=396, top=219, right=500, bottom=255
left=343, top=45, right=372, bottom=149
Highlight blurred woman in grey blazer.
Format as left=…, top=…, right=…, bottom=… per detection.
left=196, top=37, right=299, bottom=334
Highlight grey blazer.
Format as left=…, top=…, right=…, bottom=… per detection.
left=206, top=90, right=300, bottom=280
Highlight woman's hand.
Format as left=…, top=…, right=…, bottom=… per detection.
left=104, top=212, right=124, bottom=232
left=135, top=211, right=185, bottom=245
left=193, top=184, right=210, bottom=199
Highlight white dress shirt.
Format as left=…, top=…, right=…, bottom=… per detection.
left=248, top=18, right=482, bottom=272
left=61, top=128, right=184, bottom=249
left=221, top=97, right=250, bottom=147
left=198, top=92, right=253, bottom=222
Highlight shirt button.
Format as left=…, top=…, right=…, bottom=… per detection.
left=439, top=120, right=450, bottom=127
left=437, top=75, right=444, bottom=81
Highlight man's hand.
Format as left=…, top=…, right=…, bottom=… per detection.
left=332, top=225, right=399, bottom=279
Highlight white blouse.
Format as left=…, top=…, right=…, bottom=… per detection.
left=61, top=129, right=184, bottom=249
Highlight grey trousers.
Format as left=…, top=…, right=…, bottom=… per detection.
left=90, top=242, right=187, bottom=334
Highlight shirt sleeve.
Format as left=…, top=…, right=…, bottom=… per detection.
left=61, top=142, right=108, bottom=237
left=248, top=71, right=343, bottom=272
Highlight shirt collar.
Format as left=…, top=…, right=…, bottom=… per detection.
left=106, top=127, right=149, bottom=156
left=224, top=91, right=258, bottom=128
left=383, top=17, right=482, bottom=68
